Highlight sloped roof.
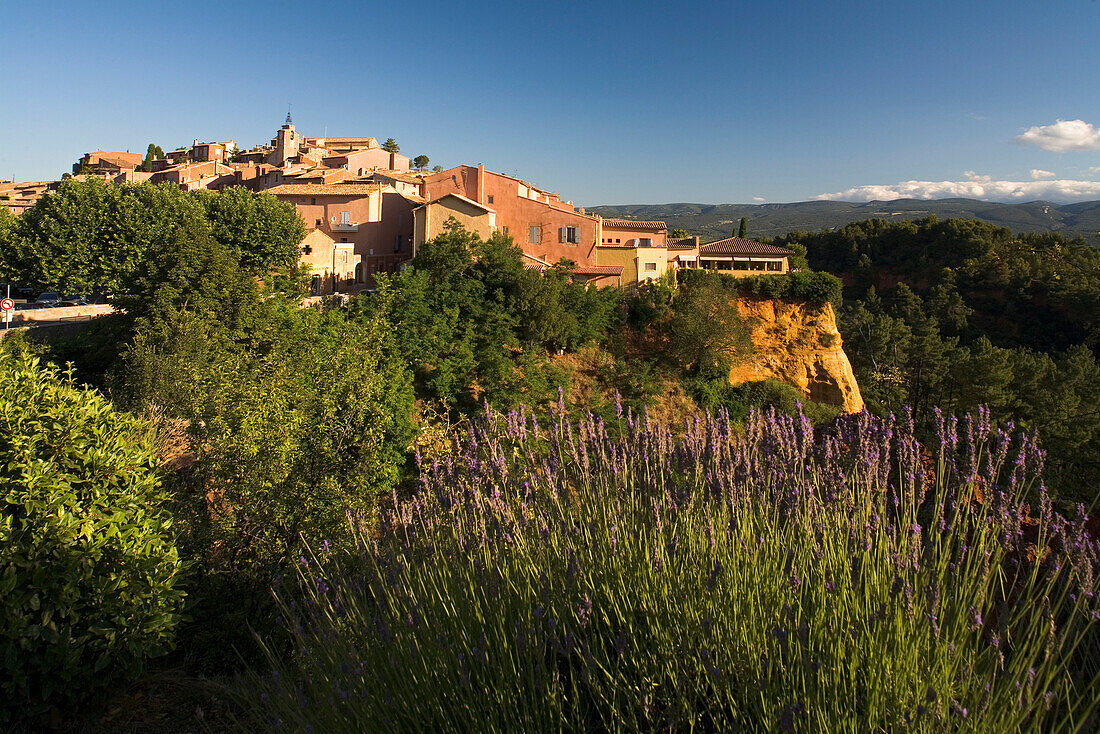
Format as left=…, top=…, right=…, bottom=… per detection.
left=522, top=252, right=552, bottom=271
left=601, top=218, right=667, bottom=232
left=415, top=193, right=492, bottom=212
left=699, top=237, right=793, bottom=256
left=371, top=169, right=425, bottom=184
left=571, top=265, right=623, bottom=276
left=267, top=183, right=382, bottom=196
left=667, top=236, right=699, bottom=250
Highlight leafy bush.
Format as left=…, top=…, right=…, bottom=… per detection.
left=678, top=268, right=843, bottom=307
left=667, top=271, right=755, bottom=374
left=126, top=300, right=417, bottom=671
left=0, top=353, right=184, bottom=722
left=370, top=223, right=623, bottom=409
left=686, top=376, right=840, bottom=424
left=240, top=406, right=1099, bottom=731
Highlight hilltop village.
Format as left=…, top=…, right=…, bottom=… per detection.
left=1, top=117, right=794, bottom=294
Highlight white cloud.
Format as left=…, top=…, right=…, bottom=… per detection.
left=1016, top=119, right=1100, bottom=152
left=753, top=196, right=765, bottom=202
left=814, top=174, right=1100, bottom=203
left=1090, top=166, right=1100, bottom=175
left=1030, top=169, right=1056, bottom=180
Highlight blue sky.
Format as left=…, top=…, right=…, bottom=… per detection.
left=3, top=0, right=1100, bottom=204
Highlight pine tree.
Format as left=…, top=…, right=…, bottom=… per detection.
left=738, top=217, right=747, bottom=238
left=381, top=138, right=400, bottom=154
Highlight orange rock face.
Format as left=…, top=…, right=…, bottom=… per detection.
left=727, top=295, right=865, bottom=413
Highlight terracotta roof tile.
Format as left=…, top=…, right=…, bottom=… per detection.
left=267, top=183, right=382, bottom=196
left=601, top=218, right=667, bottom=232
left=571, top=265, right=623, bottom=276
left=666, top=237, right=699, bottom=250
left=699, top=237, right=793, bottom=256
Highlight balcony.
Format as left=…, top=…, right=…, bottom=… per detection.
left=331, top=222, right=359, bottom=232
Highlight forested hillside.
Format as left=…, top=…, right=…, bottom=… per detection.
left=591, top=198, right=1100, bottom=242
left=769, top=216, right=1100, bottom=498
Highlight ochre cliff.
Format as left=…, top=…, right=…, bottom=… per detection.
left=728, top=295, right=864, bottom=413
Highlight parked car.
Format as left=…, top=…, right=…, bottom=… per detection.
left=34, top=292, right=63, bottom=307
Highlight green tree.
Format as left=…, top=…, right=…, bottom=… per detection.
left=192, top=186, right=305, bottom=274
left=10, top=181, right=306, bottom=294
left=0, top=353, right=184, bottom=723
left=10, top=178, right=208, bottom=293
left=667, top=273, right=754, bottom=377
left=116, top=221, right=263, bottom=343
left=670, top=228, right=690, bottom=239
left=0, top=206, right=15, bottom=282
left=737, top=217, right=747, bottom=238
left=413, top=154, right=430, bottom=171
left=381, top=137, right=400, bottom=154
left=140, top=143, right=164, bottom=172
left=368, top=221, right=610, bottom=410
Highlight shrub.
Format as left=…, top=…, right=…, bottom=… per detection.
left=667, top=272, right=754, bottom=374
left=679, top=268, right=843, bottom=308
left=0, top=354, right=184, bottom=723
left=240, top=405, right=1099, bottom=731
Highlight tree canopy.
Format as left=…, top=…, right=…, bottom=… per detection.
left=4, top=179, right=304, bottom=293
left=141, top=144, right=164, bottom=172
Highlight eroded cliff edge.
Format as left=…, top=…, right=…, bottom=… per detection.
left=728, top=295, right=864, bottom=413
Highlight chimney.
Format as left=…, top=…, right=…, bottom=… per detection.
left=389, top=152, right=396, bottom=169
left=477, top=164, right=485, bottom=205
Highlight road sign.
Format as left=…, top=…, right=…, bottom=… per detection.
left=0, top=298, right=13, bottom=311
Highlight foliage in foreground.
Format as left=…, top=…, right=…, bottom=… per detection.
left=242, top=402, right=1099, bottom=731
left=0, top=353, right=184, bottom=723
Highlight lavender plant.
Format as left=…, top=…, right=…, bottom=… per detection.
left=239, top=399, right=1099, bottom=732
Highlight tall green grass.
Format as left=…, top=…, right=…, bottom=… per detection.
left=238, top=404, right=1099, bottom=731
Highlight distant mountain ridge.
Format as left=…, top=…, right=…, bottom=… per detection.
left=588, top=199, right=1100, bottom=243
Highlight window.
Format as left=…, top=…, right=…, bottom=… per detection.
left=767, top=260, right=783, bottom=271
left=487, top=195, right=494, bottom=204
left=559, top=226, right=578, bottom=244
left=310, top=197, right=316, bottom=205
left=341, top=237, right=348, bottom=243
left=528, top=224, right=541, bottom=245
left=303, top=245, right=312, bottom=255
left=733, top=260, right=749, bottom=270
left=644, top=262, right=657, bottom=271
left=340, top=211, right=351, bottom=225
left=615, top=239, right=621, bottom=244
left=638, top=238, right=652, bottom=248
left=394, top=234, right=403, bottom=252
left=502, top=226, right=509, bottom=235
left=315, top=218, right=321, bottom=226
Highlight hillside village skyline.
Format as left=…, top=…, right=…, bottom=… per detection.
left=6, top=111, right=1100, bottom=301
left=4, top=2, right=1099, bottom=205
